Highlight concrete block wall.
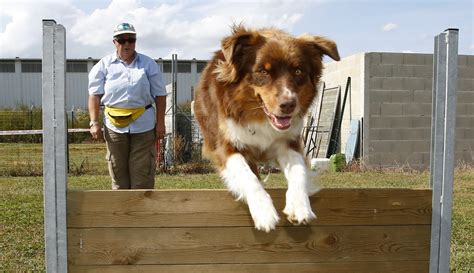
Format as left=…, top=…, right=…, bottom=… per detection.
left=456, top=55, right=474, bottom=163
left=321, top=52, right=474, bottom=169
left=367, top=52, right=433, bottom=169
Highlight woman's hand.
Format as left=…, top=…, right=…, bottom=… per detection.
left=90, top=124, right=102, bottom=140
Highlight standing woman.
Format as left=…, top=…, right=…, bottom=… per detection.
left=88, top=22, right=167, bottom=189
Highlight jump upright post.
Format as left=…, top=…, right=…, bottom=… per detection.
left=42, top=19, right=68, bottom=272
left=429, top=28, right=458, bottom=273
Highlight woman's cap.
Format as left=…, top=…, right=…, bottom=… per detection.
left=113, top=23, right=136, bottom=37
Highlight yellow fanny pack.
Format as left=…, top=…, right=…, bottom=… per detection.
left=105, top=104, right=152, bottom=128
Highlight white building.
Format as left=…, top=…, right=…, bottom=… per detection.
left=0, top=57, right=208, bottom=109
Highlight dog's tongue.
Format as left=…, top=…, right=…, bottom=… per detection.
left=271, top=115, right=292, bottom=130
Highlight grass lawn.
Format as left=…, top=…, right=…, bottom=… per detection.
left=0, top=143, right=472, bottom=272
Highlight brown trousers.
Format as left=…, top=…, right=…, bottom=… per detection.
left=104, top=126, right=156, bottom=189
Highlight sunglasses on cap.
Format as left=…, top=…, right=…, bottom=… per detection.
left=115, top=38, right=136, bottom=45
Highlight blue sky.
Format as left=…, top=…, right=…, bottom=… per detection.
left=0, top=0, right=472, bottom=60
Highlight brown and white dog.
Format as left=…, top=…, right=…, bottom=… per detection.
left=193, top=25, right=340, bottom=232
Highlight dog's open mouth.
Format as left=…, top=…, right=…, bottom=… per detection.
left=262, top=105, right=292, bottom=130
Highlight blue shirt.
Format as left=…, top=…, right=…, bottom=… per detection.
left=88, top=52, right=167, bottom=134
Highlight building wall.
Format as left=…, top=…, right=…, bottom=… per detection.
left=320, top=53, right=366, bottom=160
left=66, top=73, right=89, bottom=109
left=0, top=58, right=207, bottom=109
left=321, top=52, right=474, bottom=169
left=0, top=72, right=20, bottom=107
left=366, top=53, right=433, bottom=168
left=456, top=55, right=474, bottom=164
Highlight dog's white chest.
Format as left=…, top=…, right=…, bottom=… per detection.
left=225, top=119, right=301, bottom=152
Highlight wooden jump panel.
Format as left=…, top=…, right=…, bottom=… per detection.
left=67, top=188, right=431, bottom=272
left=67, top=188, right=432, bottom=227
left=70, top=261, right=428, bottom=273
left=68, top=226, right=430, bottom=264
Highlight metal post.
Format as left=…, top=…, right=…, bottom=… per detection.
left=42, top=19, right=68, bottom=273
left=429, top=28, right=458, bottom=273
left=171, top=54, right=178, bottom=140
left=30, top=104, right=34, bottom=130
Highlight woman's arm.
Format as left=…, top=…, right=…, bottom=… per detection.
left=88, top=95, right=102, bottom=140
left=155, top=95, right=166, bottom=140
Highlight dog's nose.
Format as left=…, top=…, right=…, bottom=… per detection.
left=279, top=100, right=296, bottom=114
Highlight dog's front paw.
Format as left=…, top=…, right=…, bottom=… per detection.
left=247, top=191, right=280, bottom=232
left=283, top=190, right=316, bottom=225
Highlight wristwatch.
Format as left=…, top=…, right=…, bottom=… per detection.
left=89, top=120, right=100, bottom=127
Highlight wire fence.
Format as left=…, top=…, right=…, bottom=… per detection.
left=0, top=107, right=90, bottom=143
left=159, top=111, right=204, bottom=171
left=0, top=107, right=204, bottom=171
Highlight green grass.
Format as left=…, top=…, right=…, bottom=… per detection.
left=0, top=143, right=109, bottom=176
left=0, top=143, right=472, bottom=272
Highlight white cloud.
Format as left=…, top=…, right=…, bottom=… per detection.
left=1, top=1, right=473, bottom=60
left=0, top=0, right=83, bottom=58
left=0, top=0, right=307, bottom=59
left=382, top=23, right=398, bottom=32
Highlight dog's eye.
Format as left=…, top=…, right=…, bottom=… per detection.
left=253, top=69, right=271, bottom=86
left=259, top=69, right=269, bottom=75
left=295, top=68, right=302, bottom=76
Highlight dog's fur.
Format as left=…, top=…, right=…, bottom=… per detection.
left=193, top=25, right=340, bottom=232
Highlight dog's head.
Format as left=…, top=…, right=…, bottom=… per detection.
left=214, top=25, right=340, bottom=131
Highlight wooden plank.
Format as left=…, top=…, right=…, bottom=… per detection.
left=67, top=225, right=430, bottom=266
left=67, top=189, right=432, bottom=228
left=69, top=261, right=429, bottom=273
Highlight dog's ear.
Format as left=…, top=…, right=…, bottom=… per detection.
left=298, top=35, right=340, bottom=61
left=215, top=25, right=264, bottom=83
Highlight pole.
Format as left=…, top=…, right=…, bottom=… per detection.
left=429, top=28, right=458, bottom=273
left=42, top=19, right=68, bottom=273
left=171, top=54, right=178, bottom=140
